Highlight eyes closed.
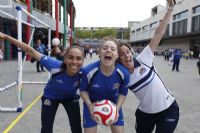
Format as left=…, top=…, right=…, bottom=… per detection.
left=102, top=46, right=117, bottom=52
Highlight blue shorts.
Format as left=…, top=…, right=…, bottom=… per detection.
left=83, top=103, right=124, bottom=128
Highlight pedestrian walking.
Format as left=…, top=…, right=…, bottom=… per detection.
left=118, top=0, right=179, bottom=133
left=0, top=32, right=84, bottom=133
left=89, top=47, right=93, bottom=58
left=172, top=49, right=181, bottom=72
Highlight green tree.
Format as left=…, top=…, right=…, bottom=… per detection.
left=123, top=29, right=130, bottom=39
left=75, top=28, right=118, bottom=40
left=75, top=29, right=91, bottom=39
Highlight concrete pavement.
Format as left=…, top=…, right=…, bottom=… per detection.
left=0, top=55, right=200, bottom=133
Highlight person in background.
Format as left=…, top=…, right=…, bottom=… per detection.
left=80, top=37, right=130, bottom=133
left=0, top=32, right=83, bottom=133
left=172, top=48, right=181, bottom=72
left=35, top=38, right=47, bottom=72
left=89, top=47, right=93, bottom=58
left=50, top=46, right=63, bottom=61
left=118, top=0, right=179, bottom=133
left=83, top=46, right=87, bottom=58
left=59, top=45, right=66, bottom=56
left=190, top=50, right=194, bottom=59
left=51, top=38, right=64, bottom=61
left=168, top=49, right=174, bottom=66
left=0, top=42, right=4, bottom=63
left=197, top=57, right=200, bottom=75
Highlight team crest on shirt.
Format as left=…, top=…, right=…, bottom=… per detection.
left=44, top=99, right=51, bottom=106
left=139, top=67, right=147, bottom=75
left=73, top=80, right=79, bottom=87
left=113, top=83, right=120, bottom=89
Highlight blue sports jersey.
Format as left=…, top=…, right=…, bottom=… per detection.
left=40, top=56, right=81, bottom=99
left=80, top=61, right=129, bottom=103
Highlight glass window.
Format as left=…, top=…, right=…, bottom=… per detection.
left=193, top=5, right=200, bottom=14
left=164, top=24, right=170, bottom=37
left=142, top=25, right=148, bottom=31
left=150, top=22, right=157, bottom=28
left=192, top=15, right=200, bottom=32
left=173, top=10, right=188, bottom=21
left=132, top=30, right=135, bottom=33
left=136, top=28, right=141, bottom=32
left=172, top=19, right=187, bottom=35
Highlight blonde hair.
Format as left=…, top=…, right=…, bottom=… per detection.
left=100, top=36, right=119, bottom=51
left=102, top=36, right=118, bottom=44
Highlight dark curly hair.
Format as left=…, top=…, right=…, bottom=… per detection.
left=60, top=45, right=84, bottom=72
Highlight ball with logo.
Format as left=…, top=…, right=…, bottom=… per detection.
left=92, top=100, right=117, bottom=126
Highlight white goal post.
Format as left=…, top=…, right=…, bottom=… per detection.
left=0, top=5, right=51, bottom=112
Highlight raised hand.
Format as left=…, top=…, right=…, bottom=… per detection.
left=167, top=0, right=175, bottom=8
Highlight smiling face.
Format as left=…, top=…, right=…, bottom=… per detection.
left=119, top=44, right=134, bottom=71
left=64, top=47, right=84, bottom=76
left=99, top=40, right=119, bottom=67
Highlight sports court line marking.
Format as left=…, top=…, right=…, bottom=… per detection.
left=3, top=93, right=43, bottom=133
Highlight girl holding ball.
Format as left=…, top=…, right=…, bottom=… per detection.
left=80, top=37, right=130, bottom=133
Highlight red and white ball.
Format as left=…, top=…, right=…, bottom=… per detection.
left=92, top=100, right=117, bottom=126
left=52, top=38, right=60, bottom=46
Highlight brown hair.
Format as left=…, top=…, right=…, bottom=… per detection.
left=100, top=36, right=119, bottom=51
left=118, top=42, right=132, bottom=51
left=60, top=45, right=84, bottom=71
left=50, top=46, right=60, bottom=57
left=102, top=36, right=118, bottom=45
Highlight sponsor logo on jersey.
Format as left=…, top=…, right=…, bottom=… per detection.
left=56, top=79, right=63, bottom=84
left=113, top=83, right=120, bottom=89
left=92, top=84, right=100, bottom=88
left=44, top=99, right=51, bottom=106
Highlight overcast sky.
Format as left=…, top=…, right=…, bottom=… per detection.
left=72, top=0, right=167, bottom=27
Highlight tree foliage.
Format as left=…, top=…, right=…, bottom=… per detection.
left=75, top=28, right=121, bottom=40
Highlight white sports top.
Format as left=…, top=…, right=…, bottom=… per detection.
left=129, top=46, right=174, bottom=113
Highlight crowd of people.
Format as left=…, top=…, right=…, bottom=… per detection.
left=1, top=0, right=200, bottom=132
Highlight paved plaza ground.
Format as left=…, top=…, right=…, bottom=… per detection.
left=0, top=55, right=200, bottom=133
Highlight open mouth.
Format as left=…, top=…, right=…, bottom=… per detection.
left=124, top=58, right=132, bottom=64
left=127, top=59, right=131, bottom=63
left=104, top=55, right=112, bottom=61
left=70, top=65, right=78, bottom=71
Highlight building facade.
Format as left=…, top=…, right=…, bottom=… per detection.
left=0, top=0, right=74, bottom=60
left=130, top=0, right=200, bottom=57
